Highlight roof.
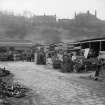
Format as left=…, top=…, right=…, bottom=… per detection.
left=74, top=37, right=105, bottom=44
left=0, top=39, right=32, bottom=43
left=0, top=40, right=33, bottom=47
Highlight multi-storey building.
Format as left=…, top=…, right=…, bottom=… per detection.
left=31, top=14, right=57, bottom=24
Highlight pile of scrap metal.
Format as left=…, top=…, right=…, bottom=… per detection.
left=0, top=67, right=10, bottom=77
left=0, top=79, right=30, bottom=99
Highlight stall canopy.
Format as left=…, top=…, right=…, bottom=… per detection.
left=74, top=37, right=105, bottom=51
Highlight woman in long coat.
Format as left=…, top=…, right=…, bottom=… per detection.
left=37, top=50, right=46, bottom=65
left=61, top=54, right=73, bottom=72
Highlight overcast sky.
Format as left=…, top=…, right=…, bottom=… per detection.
left=0, top=0, right=105, bottom=20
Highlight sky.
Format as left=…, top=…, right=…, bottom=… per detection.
left=0, top=0, right=105, bottom=20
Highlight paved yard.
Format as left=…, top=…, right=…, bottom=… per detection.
left=1, top=62, right=105, bottom=105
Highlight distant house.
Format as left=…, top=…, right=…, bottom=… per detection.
left=58, top=19, right=73, bottom=24
left=74, top=10, right=98, bottom=23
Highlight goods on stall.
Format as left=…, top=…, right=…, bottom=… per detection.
left=0, top=68, right=10, bottom=77
left=84, top=58, right=98, bottom=71
left=73, top=61, right=85, bottom=73
left=73, top=56, right=85, bottom=73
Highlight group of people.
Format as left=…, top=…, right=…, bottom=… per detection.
left=46, top=51, right=76, bottom=72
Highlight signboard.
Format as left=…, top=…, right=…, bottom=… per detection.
left=84, top=48, right=90, bottom=58
left=98, top=51, right=105, bottom=59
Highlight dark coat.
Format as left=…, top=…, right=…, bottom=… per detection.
left=61, top=55, right=73, bottom=72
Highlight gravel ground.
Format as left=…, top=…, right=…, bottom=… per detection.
left=1, top=62, right=105, bottom=105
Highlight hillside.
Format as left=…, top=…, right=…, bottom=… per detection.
left=0, top=11, right=105, bottom=43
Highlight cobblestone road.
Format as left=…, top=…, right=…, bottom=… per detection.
left=2, top=62, right=105, bottom=105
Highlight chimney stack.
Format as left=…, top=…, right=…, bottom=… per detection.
left=87, top=10, right=90, bottom=15
left=95, top=10, right=97, bottom=17
left=75, top=12, right=77, bottom=18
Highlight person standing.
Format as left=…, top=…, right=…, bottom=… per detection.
left=94, top=58, right=103, bottom=80
left=13, top=53, right=17, bottom=61
left=46, top=53, right=52, bottom=64
left=61, top=52, right=73, bottom=73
